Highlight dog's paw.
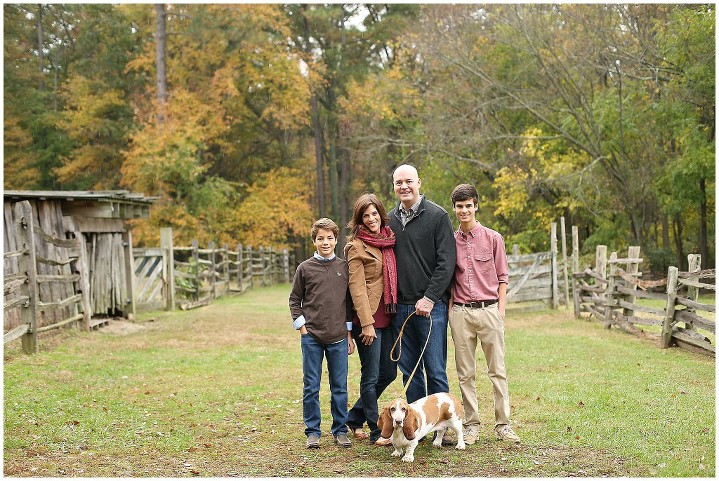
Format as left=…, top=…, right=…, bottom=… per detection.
left=401, top=454, right=414, bottom=463
left=391, top=450, right=402, bottom=457
left=455, top=442, right=466, bottom=450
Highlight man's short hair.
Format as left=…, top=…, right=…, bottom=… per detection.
left=311, top=217, right=339, bottom=240
left=451, top=184, right=479, bottom=206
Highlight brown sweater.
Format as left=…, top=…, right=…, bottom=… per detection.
left=289, top=256, right=352, bottom=344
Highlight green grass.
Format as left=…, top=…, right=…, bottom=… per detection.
left=4, top=284, right=715, bottom=477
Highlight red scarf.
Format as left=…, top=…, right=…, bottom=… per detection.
left=356, top=225, right=398, bottom=314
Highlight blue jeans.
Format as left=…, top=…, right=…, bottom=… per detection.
left=346, top=325, right=397, bottom=441
left=392, top=301, right=449, bottom=403
left=301, top=334, right=349, bottom=438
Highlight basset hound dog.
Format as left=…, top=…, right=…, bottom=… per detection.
left=377, top=393, right=465, bottom=463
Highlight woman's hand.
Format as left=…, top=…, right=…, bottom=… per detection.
left=359, top=324, right=377, bottom=346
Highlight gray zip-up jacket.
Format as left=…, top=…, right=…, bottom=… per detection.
left=389, top=196, right=456, bottom=305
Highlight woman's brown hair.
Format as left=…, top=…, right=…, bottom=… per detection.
left=346, top=193, right=389, bottom=241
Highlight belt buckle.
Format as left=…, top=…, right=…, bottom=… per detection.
left=469, top=301, right=480, bottom=309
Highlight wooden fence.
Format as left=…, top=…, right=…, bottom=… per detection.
left=4, top=221, right=293, bottom=354
left=573, top=241, right=715, bottom=356
left=3, top=201, right=91, bottom=353
left=133, top=227, right=293, bottom=312
left=506, top=220, right=569, bottom=310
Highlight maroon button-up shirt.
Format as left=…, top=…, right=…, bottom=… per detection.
left=452, top=223, right=509, bottom=303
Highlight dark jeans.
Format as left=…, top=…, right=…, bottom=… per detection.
left=301, top=334, right=349, bottom=438
left=392, top=301, right=449, bottom=403
left=346, top=325, right=397, bottom=442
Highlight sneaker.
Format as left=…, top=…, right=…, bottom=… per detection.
left=495, top=425, right=520, bottom=444
left=306, top=434, right=320, bottom=449
left=334, top=433, right=352, bottom=447
left=373, top=436, right=392, bottom=447
left=463, top=426, right=480, bottom=445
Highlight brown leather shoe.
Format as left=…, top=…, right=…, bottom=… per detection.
left=350, top=428, right=369, bottom=440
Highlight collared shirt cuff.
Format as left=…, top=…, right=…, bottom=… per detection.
left=423, top=295, right=437, bottom=304
left=346, top=322, right=353, bottom=331
left=293, top=315, right=306, bottom=330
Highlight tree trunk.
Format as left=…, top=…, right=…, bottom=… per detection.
left=37, top=4, right=44, bottom=91
left=673, top=213, right=684, bottom=271
left=310, top=94, right=326, bottom=217
left=155, top=4, right=168, bottom=109
left=698, top=177, right=710, bottom=267
left=337, top=118, right=350, bottom=255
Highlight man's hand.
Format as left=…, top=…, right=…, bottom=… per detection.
left=300, top=325, right=308, bottom=335
left=347, top=334, right=355, bottom=355
left=415, top=296, right=435, bottom=317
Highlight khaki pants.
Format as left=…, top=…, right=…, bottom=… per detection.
left=449, top=304, right=510, bottom=429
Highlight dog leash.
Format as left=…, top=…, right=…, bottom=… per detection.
left=390, top=310, right=432, bottom=399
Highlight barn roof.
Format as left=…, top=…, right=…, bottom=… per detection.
left=4, top=190, right=157, bottom=220
left=4, top=190, right=156, bottom=204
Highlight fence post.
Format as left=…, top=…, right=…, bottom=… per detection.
left=283, top=249, right=289, bottom=283
left=72, top=228, right=92, bottom=331
left=572, top=226, right=580, bottom=318
left=192, top=239, right=200, bottom=301
left=15, top=201, right=38, bottom=354
left=595, top=245, right=607, bottom=280
left=237, top=243, right=243, bottom=292
left=661, top=266, right=679, bottom=348
left=222, top=243, right=229, bottom=296
left=259, top=247, right=265, bottom=286
left=512, top=244, right=519, bottom=256
left=121, top=229, right=136, bottom=320
left=209, top=241, right=217, bottom=299
left=550, top=222, right=559, bottom=309
left=160, top=227, right=175, bottom=311
left=622, top=246, right=641, bottom=324
left=685, top=254, right=701, bottom=332
left=560, top=217, right=570, bottom=308
left=603, top=251, right=618, bottom=328
left=247, top=246, right=254, bottom=290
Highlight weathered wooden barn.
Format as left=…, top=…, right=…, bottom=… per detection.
left=3, top=190, right=155, bottom=337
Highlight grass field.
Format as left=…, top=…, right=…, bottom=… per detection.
left=3, top=284, right=715, bottom=477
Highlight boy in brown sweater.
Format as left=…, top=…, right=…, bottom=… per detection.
left=289, top=218, right=355, bottom=449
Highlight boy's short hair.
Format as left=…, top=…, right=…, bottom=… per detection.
left=311, top=217, right=339, bottom=240
left=451, top=183, right=479, bottom=206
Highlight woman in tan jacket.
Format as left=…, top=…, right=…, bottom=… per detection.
left=344, top=193, right=398, bottom=446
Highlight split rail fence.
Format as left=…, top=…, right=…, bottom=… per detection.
left=132, top=227, right=293, bottom=312
left=506, top=220, right=570, bottom=310
left=4, top=222, right=292, bottom=354
left=572, top=232, right=715, bottom=356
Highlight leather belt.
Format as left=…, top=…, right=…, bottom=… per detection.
left=454, top=300, right=498, bottom=309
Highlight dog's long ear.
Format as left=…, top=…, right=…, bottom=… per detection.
left=402, top=406, right=418, bottom=440
left=378, top=405, right=394, bottom=439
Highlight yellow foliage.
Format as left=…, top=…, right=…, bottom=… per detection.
left=128, top=201, right=202, bottom=247
left=3, top=115, right=39, bottom=189
left=121, top=88, right=219, bottom=196
left=493, top=166, right=530, bottom=218
left=234, top=166, right=315, bottom=249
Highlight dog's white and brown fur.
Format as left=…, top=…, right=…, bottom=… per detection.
left=377, top=393, right=465, bottom=462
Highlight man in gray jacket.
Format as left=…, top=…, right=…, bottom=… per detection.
left=388, top=164, right=456, bottom=404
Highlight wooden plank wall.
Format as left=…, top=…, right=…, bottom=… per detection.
left=4, top=201, right=21, bottom=330
left=4, top=200, right=76, bottom=330
left=88, top=232, right=127, bottom=316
